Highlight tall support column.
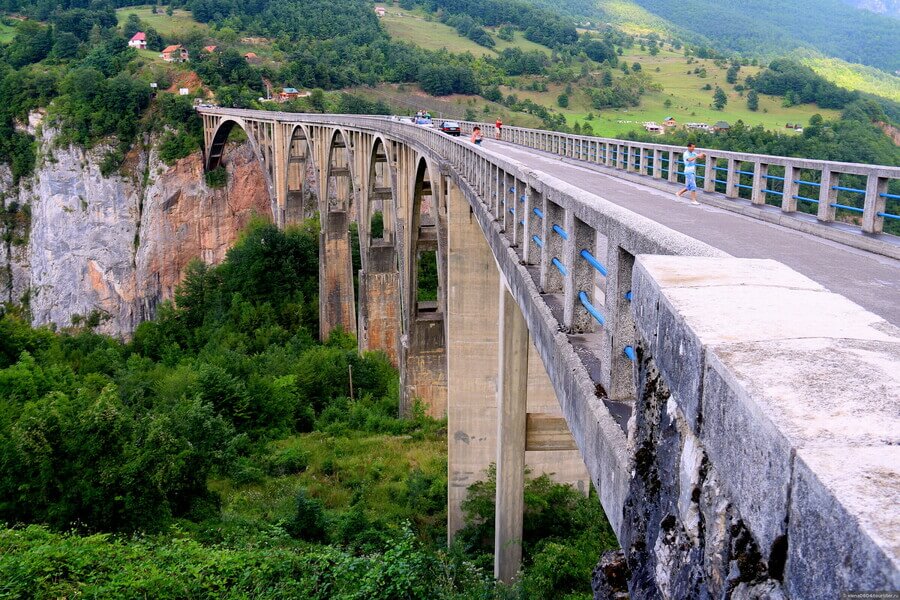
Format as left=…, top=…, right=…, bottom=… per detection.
left=447, top=177, right=501, bottom=539
left=272, top=122, right=288, bottom=228
left=319, top=210, right=357, bottom=339
left=495, top=279, right=529, bottom=584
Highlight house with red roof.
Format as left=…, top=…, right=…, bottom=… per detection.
left=203, top=45, right=218, bottom=53
left=128, top=32, right=147, bottom=50
left=161, top=44, right=189, bottom=62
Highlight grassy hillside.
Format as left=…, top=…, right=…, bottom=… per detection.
left=375, top=3, right=550, bottom=56
left=376, top=16, right=841, bottom=137
left=804, top=57, right=900, bottom=103
left=0, top=20, right=15, bottom=43
left=115, top=5, right=209, bottom=37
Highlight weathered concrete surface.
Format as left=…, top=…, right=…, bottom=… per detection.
left=489, top=141, right=900, bottom=325
left=404, top=314, right=447, bottom=418
left=358, top=270, right=401, bottom=367
left=629, top=254, right=900, bottom=598
left=319, top=210, right=357, bottom=339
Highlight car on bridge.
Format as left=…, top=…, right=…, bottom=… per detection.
left=438, top=121, right=462, bottom=136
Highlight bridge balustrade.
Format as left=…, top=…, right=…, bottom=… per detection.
left=458, top=120, right=900, bottom=238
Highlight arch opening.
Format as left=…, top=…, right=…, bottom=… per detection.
left=411, top=158, right=442, bottom=319
left=285, top=126, right=317, bottom=226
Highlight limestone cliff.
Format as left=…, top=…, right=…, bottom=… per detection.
left=0, top=119, right=270, bottom=337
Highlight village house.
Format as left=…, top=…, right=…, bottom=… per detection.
left=663, top=116, right=677, bottom=128
left=713, top=120, right=731, bottom=133
left=128, top=32, right=146, bottom=50
left=375, top=7, right=386, bottom=17
left=203, top=45, right=218, bottom=53
left=685, top=122, right=712, bottom=132
left=161, top=44, right=189, bottom=62
left=244, top=52, right=262, bottom=64
left=643, top=122, right=664, bottom=134
left=278, top=87, right=310, bottom=102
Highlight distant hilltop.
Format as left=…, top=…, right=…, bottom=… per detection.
left=842, top=0, right=900, bottom=17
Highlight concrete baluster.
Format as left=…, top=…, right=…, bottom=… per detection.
left=726, top=158, right=739, bottom=198
left=862, top=174, right=889, bottom=234
left=540, top=198, right=565, bottom=294
left=565, top=216, right=596, bottom=333
left=782, top=164, right=800, bottom=213
left=653, top=149, right=662, bottom=179
left=751, top=162, right=769, bottom=205
left=703, top=155, right=717, bottom=193
left=668, top=151, right=680, bottom=184
left=817, top=168, right=839, bottom=222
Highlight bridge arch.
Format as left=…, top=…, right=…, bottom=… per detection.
left=204, top=117, right=277, bottom=220
left=356, top=135, right=403, bottom=367
left=283, top=123, right=317, bottom=227
left=323, top=128, right=357, bottom=215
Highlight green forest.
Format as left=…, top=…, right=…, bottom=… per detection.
left=0, top=218, right=617, bottom=598
left=1, top=0, right=899, bottom=183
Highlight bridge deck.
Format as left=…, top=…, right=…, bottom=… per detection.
left=489, top=140, right=900, bottom=325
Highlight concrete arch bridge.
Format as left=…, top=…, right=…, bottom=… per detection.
left=199, top=108, right=900, bottom=597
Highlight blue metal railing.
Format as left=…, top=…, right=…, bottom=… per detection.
left=532, top=235, right=544, bottom=248
left=578, top=291, right=605, bottom=325
left=624, top=346, right=636, bottom=361
left=533, top=207, right=544, bottom=219
left=552, top=258, right=568, bottom=276
left=552, top=224, right=569, bottom=240
left=580, top=249, right=608, bottom=277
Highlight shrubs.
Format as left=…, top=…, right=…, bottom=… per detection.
left=205, top=165, right=228, bottom=188
left=286, top=488, right=328, bottom=542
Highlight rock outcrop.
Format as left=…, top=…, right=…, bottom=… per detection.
left=0, top=120, right=270, bottom=337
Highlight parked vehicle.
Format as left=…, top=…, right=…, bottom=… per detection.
left=439, top=121, right=462, bottom=136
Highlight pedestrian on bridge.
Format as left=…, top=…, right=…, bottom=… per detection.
left=471, top=126, right=483, bottom=145
left=676, top=143, right=705, bottom=205
left=495, top=118, right=503, bottom=140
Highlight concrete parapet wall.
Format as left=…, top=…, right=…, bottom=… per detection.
left=629, top=255, right=900, bottom=597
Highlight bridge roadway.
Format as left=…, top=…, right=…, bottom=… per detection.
left=484, top=138, right=900, bottom=325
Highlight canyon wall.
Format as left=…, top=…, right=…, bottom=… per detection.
left=0, top=119, right=270, bottom=337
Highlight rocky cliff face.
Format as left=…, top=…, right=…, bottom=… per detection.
left=0, top=119, right=270, bottom=337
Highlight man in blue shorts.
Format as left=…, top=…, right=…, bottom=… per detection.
left=676, top=143, right=706, bottom=205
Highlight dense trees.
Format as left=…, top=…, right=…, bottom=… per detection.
left=0, top=218, right=617, bottom=596
left=748, top=59, right=859, bottom=110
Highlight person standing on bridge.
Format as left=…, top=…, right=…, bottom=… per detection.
left=676, top=143, right=706, bottom=205
left=495, top=118, right=503, bottom=140
left=471, top=126, right=483, bottom=145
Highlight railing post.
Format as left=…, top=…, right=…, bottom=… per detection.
left=605, top=143, right=614, bottom=167
left=862, top=174, right=889, bottom=234
left=565, top=216, right=595, bottom=333
left=602, top=237, right=636, bottom=400
left=668, top=150, right=680, bottom=184
left=751, top=162, right=768, bottom=205
left=639, top=147, right=648, bottom=175
left=817, top=168, right=839, bottom=222
left=725, top=158, right=739, bottom=198
left=703, top=156, right=717, bottom=193
left=540, top=197, right=565, bottom=294
left=523, top=184, right=541, bottom=265
left=782, top=164, right=800, bottom=212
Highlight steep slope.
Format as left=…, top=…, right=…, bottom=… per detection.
left=629, top=0, right=900, bottom=72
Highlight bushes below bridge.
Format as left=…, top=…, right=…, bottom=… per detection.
left=0, top=217, right=617, bottom=597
